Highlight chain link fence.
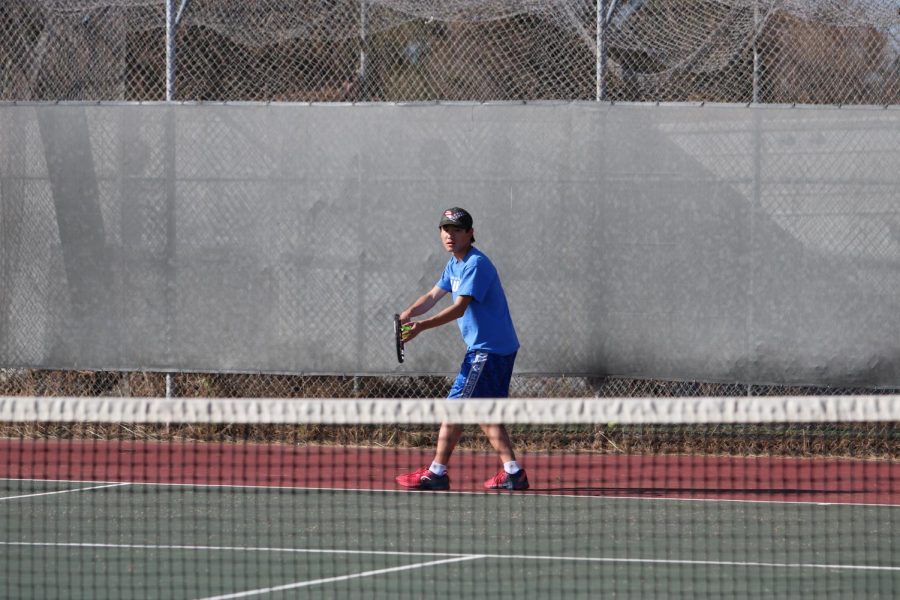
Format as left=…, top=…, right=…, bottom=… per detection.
left=3, top=1, right=898, bottom=399
left=1, top=0, right=898, bottom=105
left=3, top=368, right=898, bottom=399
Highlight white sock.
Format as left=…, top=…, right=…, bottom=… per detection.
left=503, top=460, right=520, bottom=475
left=429, top=462, right=447, bottom=476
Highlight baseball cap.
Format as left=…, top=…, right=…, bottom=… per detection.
left=439, top=207, right=473, bottom=229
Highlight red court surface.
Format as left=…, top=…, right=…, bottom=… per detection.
left=2, top=439, right=897, bottom=505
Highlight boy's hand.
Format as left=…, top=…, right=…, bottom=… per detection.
left=401, top=321, right=420, bottom=343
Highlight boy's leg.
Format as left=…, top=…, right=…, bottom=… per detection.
left=479, top=424, right=515, bottom=463
left=482, top=421, right=529, bottom=490
left=467, top=351, right=518, bottom=463
left=395, top=426, right=455, bottom=490
left=434, top=422, right=463, bottom=465
left=396, top=352, right=475, bottom=490
left=469, top=352, right=528, bottom=490
left=432, top=350, right=480, bottom=466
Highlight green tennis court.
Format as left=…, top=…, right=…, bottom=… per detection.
left=3, top=477, right=897, bottom=599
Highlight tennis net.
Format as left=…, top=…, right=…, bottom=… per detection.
left=1, top=395, right=898, bottom=599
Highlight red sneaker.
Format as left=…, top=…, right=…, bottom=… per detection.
left=484, top=468, right=529, bottom=490
left=395, top=466, right=450, bottom=491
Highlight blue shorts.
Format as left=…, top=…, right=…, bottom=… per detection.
left=447, top=350, right=517, bottom=399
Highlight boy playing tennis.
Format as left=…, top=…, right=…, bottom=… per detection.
left=395, top=207, right=528, bottom=491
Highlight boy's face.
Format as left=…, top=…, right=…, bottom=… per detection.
left=440, top=225, right=473, bottom=255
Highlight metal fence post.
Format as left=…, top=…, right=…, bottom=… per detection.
left=166, top=0, right=176, bottom=101
left=596, top=0, right=608, bottom=101
left=165, top=1, right=178, bottom=397
left=359, top=0, right=368, bottom=100
left=752, top=0, right=760, bottom=104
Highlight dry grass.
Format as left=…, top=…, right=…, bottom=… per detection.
left=2, top=422, right=896, bottom=460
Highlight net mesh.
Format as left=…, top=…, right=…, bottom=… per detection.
left=2, top=396, right=898, bottom=598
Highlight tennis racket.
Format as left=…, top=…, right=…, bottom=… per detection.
left=394, top=313, right=405, bottom=363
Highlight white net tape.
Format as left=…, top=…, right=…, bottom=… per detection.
left=3, top=395, right=899, bottom=424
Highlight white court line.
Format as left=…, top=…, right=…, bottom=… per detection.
left=0, top=482, right=130, bottom=501
left=195, top=555, right=485, bottom=600
left=1, top=542, right=896, bottom=573
left=480, top=553, right=900, bottom=572
left=3, top=477, right=898, bottom=508
left=0, top=541, right=465, bottom=558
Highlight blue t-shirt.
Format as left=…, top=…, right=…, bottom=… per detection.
left=437, top=247, right=519, bottom=355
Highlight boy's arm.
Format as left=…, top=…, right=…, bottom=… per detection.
left=402, top=294, right=472, bottom=342
left=399, top=286, right=448, bottom=322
